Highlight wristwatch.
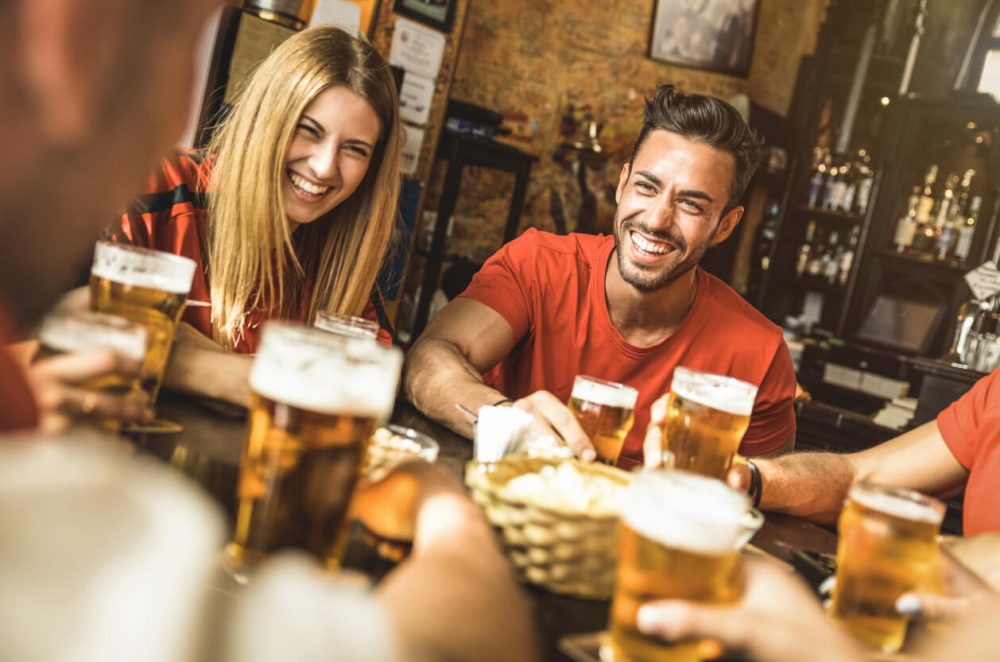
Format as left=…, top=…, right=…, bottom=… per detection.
left=747, top=460, right=762, bottom=508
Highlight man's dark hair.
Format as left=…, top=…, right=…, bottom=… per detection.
left=629, top=85, right=765, bottom=210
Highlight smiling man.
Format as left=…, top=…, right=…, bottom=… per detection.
left=405, top=85, right=796, bottom=468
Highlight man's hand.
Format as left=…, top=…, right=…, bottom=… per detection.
left=511, top=390, right=595, bottom=462
left=29, top=348, right=152, bottom=433
left=642, top=394, right=668, bottom=468
left=635, top=561, right=862, bottom=662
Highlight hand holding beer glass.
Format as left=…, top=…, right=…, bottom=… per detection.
left=34, top=309, right=150, bottom=431
left=659, top=367, right=757, bottom=479
left=567, top=376, right=638, bottom=465
left=225, top=322, right=403, bottom=581
left=607, top=470, right=749, bottom=662
left=829, top=483, right=945, bottom=653
left=88, top=241, right=196, bottom=431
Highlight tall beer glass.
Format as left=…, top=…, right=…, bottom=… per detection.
left=608, top=470, right=748, bottom=662
left=225, top=322, right=403, bottom=578
left=829, top=483, right=945, bottom=653
left=567, top=376, right=638, bottom=465
left=36, top=310, right=148, bottom=428
left=88, top=241, right=196, bottom=403
left=314, top=311, right=379, bottom=341
left=659, top=367, right=757, bottom=479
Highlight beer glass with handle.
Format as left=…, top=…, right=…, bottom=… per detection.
left=36, top=309, right=148, bottom=429
left=225, top=322, right=403, bottom=581
left=608, top=469, right=749, bottom=662
left=659, top=367, right=757, bottom=479
left=88, top=241, right=196, bottom=430
left=829, top=483, right=945, bottom=653
left=567, top=376, right=638, bottom=466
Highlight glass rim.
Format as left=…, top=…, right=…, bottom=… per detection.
left=257, top=320, right=399, bottom=362
left=672, top=366, right=757, bottom=394
left=849, top=481, right=946, bottom=522
left=314, top=311, right=380, bottom=335
left=93, top=239, right=198, bottom=271
left=572, top=374, right=639, bottom=394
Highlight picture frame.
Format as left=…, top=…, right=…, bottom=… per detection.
left=393, top=0, right=456, bottom=32
left=648, top=0, right=761, bottom=77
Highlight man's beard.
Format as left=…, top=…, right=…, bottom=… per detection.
left=613, top=216, right=703, bottom=292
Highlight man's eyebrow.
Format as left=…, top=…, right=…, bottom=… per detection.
left=634, top=170, right=663, bottom=187
left=676, top=189, right=714, bottom=203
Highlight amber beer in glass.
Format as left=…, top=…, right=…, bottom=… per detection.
left=88, top=241, right=196, bottom=401
left=829, top=483, right=945, bottom=653
left=567, top=376, right=638, bottom=465
left=36, top=310, right=149, bottom=426
left=659, top=367, right=757, bottom=479
left=226, top=322, right=403, bottom=577
left=608, top=470, right=748, bottom=662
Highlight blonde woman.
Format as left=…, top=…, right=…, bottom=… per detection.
left=114, top=26, right=402, bottom=405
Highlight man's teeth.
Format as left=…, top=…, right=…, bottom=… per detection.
left=631, top=232, right=671, bottom=255
left=289, top=172, right=330, bottom=196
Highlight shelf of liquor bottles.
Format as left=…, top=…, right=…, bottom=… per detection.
left=874, top=248, right=973, bottom=275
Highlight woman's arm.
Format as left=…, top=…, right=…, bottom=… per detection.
left=162, top=322, right=252, bottom=407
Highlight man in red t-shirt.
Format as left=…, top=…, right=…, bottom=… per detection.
left=405, top=85, right=796, bottom=467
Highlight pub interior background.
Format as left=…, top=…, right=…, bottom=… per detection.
left=196, top=0, right=1000, bottom=530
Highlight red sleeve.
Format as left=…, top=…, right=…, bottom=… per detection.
left=457, top=228, right=538, bottom=339
left=937, top=369, right=1000, bottom=469
left=361, top=298, right=393, bottom=347
left=738, top=340, right=797, bottom=456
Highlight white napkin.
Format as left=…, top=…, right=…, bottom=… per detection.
left=473, top=405, right=534, bottom=462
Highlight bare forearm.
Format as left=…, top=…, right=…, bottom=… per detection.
left=163, top=342, right=252, bottom=406
left=404, top=337, right=506, bottom=438
left=756, top=452, right=856, bottom=525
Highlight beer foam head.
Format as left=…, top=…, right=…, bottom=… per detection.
left=624, top=470, right=749, bottom=554
left=38, top=311, right=147, bottom=361
left=670, top=367, right=757, bottom=417
left=850, top=483, right=944, bottom=526
left=91, top=241, right=196, bottom=295
left=571, top=376, right=638, bottom=409
left=250, top=322, right=402, bottom=419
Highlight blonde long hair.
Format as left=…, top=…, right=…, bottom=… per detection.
left=205, top=26, right=401, bottom=349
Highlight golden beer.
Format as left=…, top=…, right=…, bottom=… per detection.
left=659, top=367, right=756, bottom=479
left=315, top=311, right=379, bottom=341
left=88, top=241, right=195, bottom=401
left=608, top=470, right=749, bottom=662
left=829, top=483, right=944, bottom=653
left=36, top=310, right=149, bottom=427
left=226, top=322, right=402, bottom=578
left=568, top=376, right=638, bottom=465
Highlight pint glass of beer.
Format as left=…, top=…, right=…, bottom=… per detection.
left=659, top=367, right=757, bottom=479
left=608, top=470, right=748, bottom=662
left=567, top=376, right=638, bottom=465
left=314, top=311, right=379, bottom=341
left=829, top=483, right=945, bottom=653
left=226, top=322, right=403, bottom=578
left=88, top=241, right=196, bottom=402
left=36, top=310, right=149, bottom=428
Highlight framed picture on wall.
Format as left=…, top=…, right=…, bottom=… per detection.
left=649, top=0, right=760, bottom=76
left=393, top=0, right=456, bottom=32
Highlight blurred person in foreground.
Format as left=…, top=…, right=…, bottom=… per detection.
left=643, top=367, right=1000, bottom=620
left=405, top=85, right=797, bottom=469
left=0, top=1, right=539, bottom=660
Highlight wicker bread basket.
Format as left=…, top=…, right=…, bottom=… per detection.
left=465, top=456, right=632, bottom=600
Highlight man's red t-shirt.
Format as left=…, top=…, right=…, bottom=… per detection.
left=116, top=151, right=392, bottom=353
left=936, top=369, right=1000, bottom=535
left=460, top=230, right=796, bottom=468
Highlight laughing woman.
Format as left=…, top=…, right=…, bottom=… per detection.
left=114, top=26, right=401, bottom=405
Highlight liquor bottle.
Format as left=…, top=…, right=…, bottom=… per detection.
left=807, top=227, right=825, bottom=277
left=934, top=173, right=960, bottom=260
left=914, top=164, right=939, bottom=225
left=955, top=195, right=982, bottom=263
left=796, top=221, right=817, bottom=277
left=855, top=167, right=874, bottom=214
left=838, top=225, right=860, bottom=285
left=842, top=164, right=857, bottom=214
left=893, top=187, right=920, bottom=252
left=825, top=165, right=848, bottom=211
left=825, top=231, right=842, bottom=284
left=807, top=153, right=827, bottom=208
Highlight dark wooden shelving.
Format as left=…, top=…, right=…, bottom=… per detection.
left=874, top=248, right=971, bottom=274
left=794, top=206, right=864, bottom=223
